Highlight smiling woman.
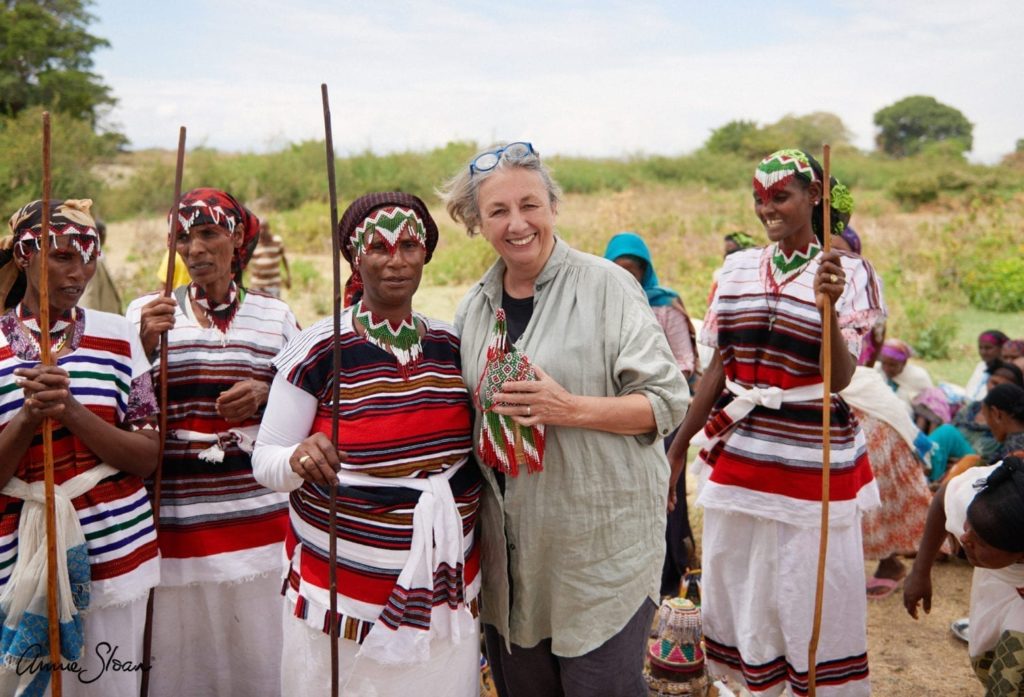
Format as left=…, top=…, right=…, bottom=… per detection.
left=441, top=144, right=689, bottom=697
left=667, top=149, right=885, bottom=696
left=0, top=199, right=161, bottom=697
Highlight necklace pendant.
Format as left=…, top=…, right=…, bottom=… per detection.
left=768, top=314, right=775, bottom=331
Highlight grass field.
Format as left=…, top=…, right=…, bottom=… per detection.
left=106, top=181, right=1023, bottom=387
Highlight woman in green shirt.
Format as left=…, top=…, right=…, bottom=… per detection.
left=442, top=143, right=689, bottom=697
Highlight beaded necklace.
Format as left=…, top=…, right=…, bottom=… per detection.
left=16, top=304, right=74, bottom=355
left=764, top=242, right=820, bottom=330
left=353, top=300, right=422, bottom=378
left=189, top=281, right=242, bottom=334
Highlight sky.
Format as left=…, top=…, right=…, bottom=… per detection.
left=89, top=0, right=1024, bottom=162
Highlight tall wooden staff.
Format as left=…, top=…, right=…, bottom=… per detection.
left=140, top=126, right=187, bottom=697
left=807, top=144, right=832, bottom=697
left=39, top=110, right=64, bottom=697
left=320, top=83, right=342, bottom=697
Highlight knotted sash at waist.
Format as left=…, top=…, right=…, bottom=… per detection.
left=693, top=379, right=826, bottom=453
left=336, top=461, right=475, bottom=665
left=0, top=464, right=117, bottom=690
left=171, top=425, right=260, bottom=463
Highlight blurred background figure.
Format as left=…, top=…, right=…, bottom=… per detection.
left=878, top=338, right=934, bottom=410
left=964, top=330, right=1009, bottom=402
left=78, top=219, right=123, bottom=313
left=247, top=219, right=292, bottom=297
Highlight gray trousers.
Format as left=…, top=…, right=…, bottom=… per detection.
left=484, top=599, right=656, bottom=697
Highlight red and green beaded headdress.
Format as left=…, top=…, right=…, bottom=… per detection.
left=754, top=149, right=854, bottom=237
left=752, top=149, right=817, bottom=204
left=348, top=206, right=427, bottom=266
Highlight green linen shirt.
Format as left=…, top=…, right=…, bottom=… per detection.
left=454, top=238, right=690, bottom=657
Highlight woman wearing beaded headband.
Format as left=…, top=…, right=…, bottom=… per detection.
left=0, top=198, right=161, bottom=696
left=442, top=144, right=689, bottom=697
left=125, top=187, right=299, bottom=696
left=667, top=149, right=885, bottom=695
left=252, top=192, right=483, bottom=696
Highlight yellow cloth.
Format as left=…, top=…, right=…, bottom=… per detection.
left=157, top=250, right=191, bottom=289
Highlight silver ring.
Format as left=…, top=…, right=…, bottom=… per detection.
left=527, top=405, right=532, bottom=417
left=298, top=455, right=312, bottom=465
left=829, top=273, right=838, bottom=283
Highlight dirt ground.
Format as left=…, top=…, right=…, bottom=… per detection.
left=865, top=557, right=981, bottom=696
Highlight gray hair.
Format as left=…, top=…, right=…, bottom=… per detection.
left=439, top=142, right=563, bottom=236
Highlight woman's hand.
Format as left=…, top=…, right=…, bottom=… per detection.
left=814, top=251, right=846, bottom=312
left=902, top=565, right=932, bottom=619
left=490, top=365, right=575, bottom=428
left=14, top=366, right=73, bottom=423
left=139, top=296, right=177, bottom=356
left=290, top=432, right=347, bottom=486
left=216, top=380, right=270, bottom=422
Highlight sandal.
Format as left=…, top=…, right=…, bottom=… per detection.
left=866, top=576, right=902, bottom=600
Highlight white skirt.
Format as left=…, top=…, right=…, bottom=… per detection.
left=701, top=508, right=870, bottom=696
left=0, top=595, right=148, bottom=697
left=148, top=573, right=284, bottom=697
left=280, top=603, right=480, bottom=697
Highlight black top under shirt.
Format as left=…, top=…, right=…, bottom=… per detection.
left=494, top=290, right=535, bottom=497
left=501, top=290, right=534, bottom=344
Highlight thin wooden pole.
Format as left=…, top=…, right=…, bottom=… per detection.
left=39, top=110, right=63, bottom=697
left=321, top=83, right=342, bottom=697
left=807, top=144, right=833, bottom=697
left=140, top=126, right=186, bottom=697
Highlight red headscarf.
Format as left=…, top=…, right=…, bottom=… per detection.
left=169, top=188, right=260, bottom=271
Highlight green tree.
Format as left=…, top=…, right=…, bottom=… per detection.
left=0, top=106, right=117, bottom=216
left=705, top=120, right=759, bottom=155
left=0, top=0, right=114, bottom=126
left=705, top=113, right=852, bottom=159
left=873, top=96, right=973, bottom=158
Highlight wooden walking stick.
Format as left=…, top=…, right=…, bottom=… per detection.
left=140, top=126, right=186, bottom=697
left=39, top=110, right=64, bottom=697
left=321, top=83, right=342, bottom=697
left=807, top=144, right=833, bottom=697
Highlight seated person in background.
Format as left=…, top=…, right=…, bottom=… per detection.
left=904, top=456, right=1024, bottom=696
left=1002, top=338, right=1024, bottom=370
left=914, top=387, right=974, bottom=483
left=964, top=330, right=1009, bottom=402
left=952, top=362, right=1024, bottom=465
left=877, top=338, right=933, bottom=409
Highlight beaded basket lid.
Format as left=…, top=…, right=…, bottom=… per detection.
left=648, top=598, right=704, bottom=672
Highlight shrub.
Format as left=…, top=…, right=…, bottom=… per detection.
left=888, top=175, right=940, bottom=209
left=960, top=255, right=1024, bottom=312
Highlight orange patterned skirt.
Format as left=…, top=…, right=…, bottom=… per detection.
left=855, top=408, right=933, bottom=559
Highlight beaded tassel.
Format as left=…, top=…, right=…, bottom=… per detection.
left=474, top=309, right=544, bottom=476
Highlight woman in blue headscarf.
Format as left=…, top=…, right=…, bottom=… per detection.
left=605, top=231, right=697, bottom=597
left=605, top=232, right=698, bottom=387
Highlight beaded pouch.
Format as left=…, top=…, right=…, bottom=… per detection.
left=474, top=309, right=544, bottom=476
